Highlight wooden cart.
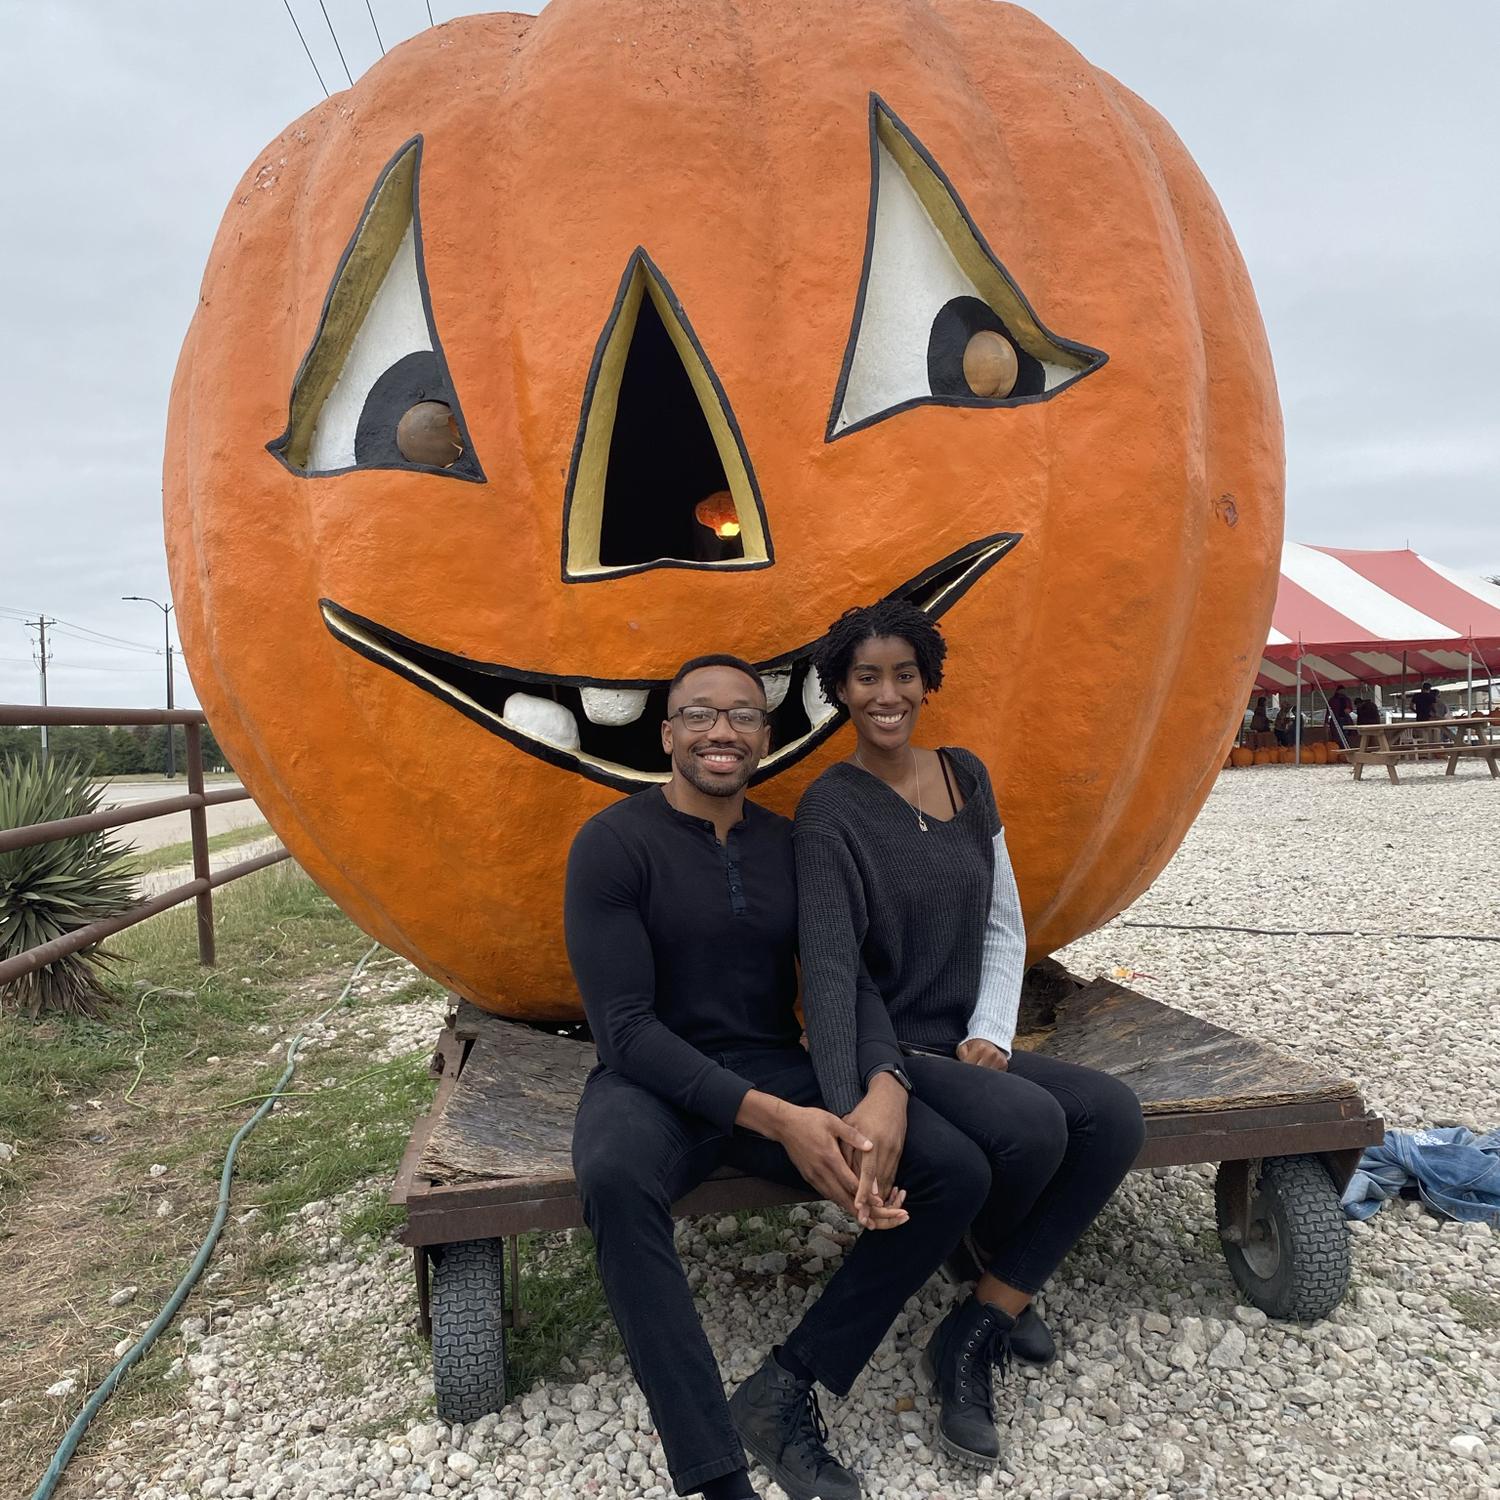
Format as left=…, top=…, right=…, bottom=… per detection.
left=391, top=965, right=1384, bottom=1421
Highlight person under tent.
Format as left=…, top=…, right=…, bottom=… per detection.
left=1325, top=688, right=1355, bottom=747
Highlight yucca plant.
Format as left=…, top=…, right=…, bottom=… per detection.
left=0, top=755, right=140, bottom=1018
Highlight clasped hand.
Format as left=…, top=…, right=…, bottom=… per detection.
left=840, top=1072, right=910, bottom=1231
left=774, top=1102, right=908, bottom=1230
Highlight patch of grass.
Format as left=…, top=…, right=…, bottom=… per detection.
left=726, top=1206, right=800, bottom=1258
left=122, top=820, right=275, bottom=876
left=230, top=1049, right=436, bottom=1229
left=509, top=1230, right=620, bottom=1393
left=237, top=1239, right=305, bottom=1285
left=0, top=864, right=376, bottom=1186
left=342, top=1191, right=407, bottom=1244
left=0, top=861, right=444, bottom=1496
left=1450, top=1290, right=1500, bottom=1331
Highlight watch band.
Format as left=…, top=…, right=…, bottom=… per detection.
left=867, top=1062, right=913, bottom=1094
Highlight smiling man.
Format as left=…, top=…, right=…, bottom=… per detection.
left=564, top=654, right=993, bottom=1500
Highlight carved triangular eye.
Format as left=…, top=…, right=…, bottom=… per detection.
left=828, top=97, right=1107, bottom=440
left=268, top=137, right=483, bottom=481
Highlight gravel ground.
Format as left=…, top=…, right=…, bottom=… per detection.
left=75, top=766, right=1500, bottom=1500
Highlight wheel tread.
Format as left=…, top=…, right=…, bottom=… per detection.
left=430, top=1238, right=508, bottom=1422
left=1217, top=1155, right=1352, bottom=1321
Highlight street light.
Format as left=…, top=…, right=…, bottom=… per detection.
left=122, top=594, right=176, bottom=778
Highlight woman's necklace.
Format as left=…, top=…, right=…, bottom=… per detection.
left=855, top=745, right=927, bottom=832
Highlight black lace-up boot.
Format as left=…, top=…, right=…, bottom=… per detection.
left=729, top=1353, right=861, bottom=1500
left=1010, top=1304, right=1056, bottom=1366
left=940, top=1234, right=1057, bottom=1367
left=920, top=1294, right=1013, bottom=1468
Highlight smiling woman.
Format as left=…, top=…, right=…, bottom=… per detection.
left=163, top=0, right=1281, bottom=1020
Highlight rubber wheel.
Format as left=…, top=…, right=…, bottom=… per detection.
left=1215, top=1155, right=1351, bottom=1321
left=430, top=1238, right=508, bottom=1421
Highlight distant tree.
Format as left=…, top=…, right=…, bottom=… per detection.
left=199, top=722, right=234, bottom=774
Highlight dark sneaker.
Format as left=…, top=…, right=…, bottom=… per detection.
left=920, top=1294, right=1013, bottom=1468
left=1010, top=1304, right=1057, bottom=1367
left=729, top=1354, right=861, bottom=1500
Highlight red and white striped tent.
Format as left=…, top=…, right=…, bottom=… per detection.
left=1256, top=545, right=1500, bottom=694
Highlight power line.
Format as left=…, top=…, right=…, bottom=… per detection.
left=55, top=619, right=160, bottom=650
left=317, top=0, right=356, bottom=87
left=10, top=661, right=163, bottom=675
left=49, top=625, right=161, bottom=657
left=365, top=0, right=386, bottom=55
left=5, top=607, right=163, bottom=654
left=282, top=0, right=330, bottom=97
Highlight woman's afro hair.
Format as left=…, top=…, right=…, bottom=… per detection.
left=812, top=599, right=947, bottom=705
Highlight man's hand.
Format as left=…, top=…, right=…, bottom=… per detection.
left=957, top=1039, right=1009, bottom=1071
left=738, top=1090, right=907, bottom=1224
left=844, top=1072, right=909, bottom=1230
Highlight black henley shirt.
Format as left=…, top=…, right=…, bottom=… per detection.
left=564, top=788, right=803, bottom=1131
left=564, top=786, right=905, bottom=1132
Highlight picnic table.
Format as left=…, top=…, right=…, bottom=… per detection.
left=1349, top=716, right=1499, bottom=783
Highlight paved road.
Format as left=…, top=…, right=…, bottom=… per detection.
left=93, top=780, right=269, bottom=853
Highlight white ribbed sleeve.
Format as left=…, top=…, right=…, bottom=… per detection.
left=964, top=829, right=1026, bottom=1055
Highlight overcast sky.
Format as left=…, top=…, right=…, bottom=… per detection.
left=2, top=0, right=1497, bottom=710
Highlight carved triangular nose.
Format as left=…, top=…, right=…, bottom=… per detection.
left=562, top=249, right=773, bottom=582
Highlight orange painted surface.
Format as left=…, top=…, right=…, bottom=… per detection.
left=164, top=0, right=1283, bottom=1020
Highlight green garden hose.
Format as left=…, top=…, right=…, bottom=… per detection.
left=31, top=941, right=382, bottom=1500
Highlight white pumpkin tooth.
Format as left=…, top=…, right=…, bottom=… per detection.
left=802, top=670, right=836, bottom=726
left=502, top=692, right=581, bottom=750
left=579, top=686, right=649, bottom=726
left=760, top=670, right=791, bottom=711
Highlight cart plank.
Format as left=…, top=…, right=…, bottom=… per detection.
left=1024, top=978, right=1360, bottom=1115
left=416, top=977, right=1364, bottom=1187
left=418, top=1008, right=594, bottom=1185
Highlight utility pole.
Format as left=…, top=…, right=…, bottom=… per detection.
left=32, top=616, right=55, bottom=763
left=122, top=595, right=177, bottom=778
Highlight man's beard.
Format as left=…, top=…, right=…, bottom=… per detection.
left=674, top=745, right=757, bottom=798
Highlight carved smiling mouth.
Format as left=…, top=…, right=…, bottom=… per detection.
left=321, top=533, right=1020, bottom=792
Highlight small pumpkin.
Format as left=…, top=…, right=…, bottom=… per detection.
left=1230, top=746, right=1255, bottom=768
left=164, top=0, right=1282, bottom=1018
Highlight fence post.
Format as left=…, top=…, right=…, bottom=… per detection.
left=184, top=723, right=216, bottom=967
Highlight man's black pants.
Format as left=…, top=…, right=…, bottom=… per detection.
left=572, top=1046, right=991, bottom=1495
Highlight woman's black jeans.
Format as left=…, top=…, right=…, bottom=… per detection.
left=902, top=1048, right=1146, bottom=1294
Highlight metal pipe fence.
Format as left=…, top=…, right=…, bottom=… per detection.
left=0, top=704, right=290, bottom=986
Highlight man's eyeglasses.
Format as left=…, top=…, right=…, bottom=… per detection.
left=670, top=706, right=770, bottom=733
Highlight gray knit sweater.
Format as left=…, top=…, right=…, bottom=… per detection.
left=794, top=747, right=1027, bottom=1117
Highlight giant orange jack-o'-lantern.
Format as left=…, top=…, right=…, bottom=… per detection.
left=165, top=0, right=1283, bottom=1019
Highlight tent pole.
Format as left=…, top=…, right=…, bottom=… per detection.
left=1402, top=649, right=1408, bottom=720
left=1467, top=651, right=1474, bottom=713
left=1294, top=649, right=1302, bottom=761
